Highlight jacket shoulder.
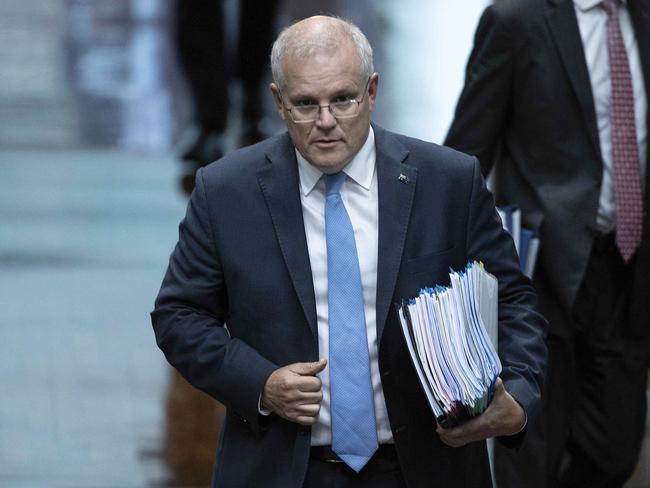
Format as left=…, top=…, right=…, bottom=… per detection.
left=490, top=0, right=546, bottom=22
left=477, top=0, right=549, bottom=39
left=199, top=132, right=289, bottom=185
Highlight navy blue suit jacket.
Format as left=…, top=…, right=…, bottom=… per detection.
left=151, top=125, right=547, bottom=488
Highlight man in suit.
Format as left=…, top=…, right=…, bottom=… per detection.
left=445, top=1, right=649, bottom=487
left=152, top=15, right=546, bottom=488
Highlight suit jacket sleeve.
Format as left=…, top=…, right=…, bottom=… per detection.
left=465, top=158, right=547, bottom=443
left=445, top=5, right=514, bottom=176
left=151, top=168, right=278, bottom=433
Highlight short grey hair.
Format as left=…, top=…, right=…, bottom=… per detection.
left=270, top=16, right=374, bottom=91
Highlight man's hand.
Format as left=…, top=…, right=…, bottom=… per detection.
left=437, top=377, right=526, bottom=448
left=261, top=359, right=327, bottom=425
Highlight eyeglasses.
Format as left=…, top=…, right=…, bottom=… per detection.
left=280, top=77, right=371, bottom=124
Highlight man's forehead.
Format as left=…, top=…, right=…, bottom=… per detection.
left=282, top=63, right=364, bottom=95
left=284, top=78, right=363, bottom=99
left=281, top=46, right=361, bottom=87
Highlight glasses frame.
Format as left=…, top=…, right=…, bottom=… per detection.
left=279, top=76, right=372, bottom=124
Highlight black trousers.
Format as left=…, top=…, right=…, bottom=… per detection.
left=303, top=446, right=407, bottom=488
left=496, top=232, right=648, bottom=488
left=175, top=0, right=279, bottom=131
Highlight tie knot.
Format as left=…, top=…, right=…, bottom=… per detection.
left=602, top=0, right=618, bottom=17
left=325, top=172, right=347, bottom=196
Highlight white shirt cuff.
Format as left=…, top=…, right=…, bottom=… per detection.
left=258, top=394, right=272, bottom=416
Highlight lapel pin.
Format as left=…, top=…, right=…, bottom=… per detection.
left=398, top=174, right=409, bottom=184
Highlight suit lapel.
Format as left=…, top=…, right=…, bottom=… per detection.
left=629, top=0, right=650, bottom=209
left=373, top=126, right=417, bottom=345
left=545, top=0, right=602, bottom=159
left=257, top=134, right=318, bottom=343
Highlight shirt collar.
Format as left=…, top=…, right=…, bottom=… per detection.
left=296, top=126, right=376, bottom=196
left=574, top=0, right=625, bottom=11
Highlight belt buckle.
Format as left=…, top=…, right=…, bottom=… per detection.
left=325, top=457, right=344, bottom=463
left=313, top=446, right=345, bottom=463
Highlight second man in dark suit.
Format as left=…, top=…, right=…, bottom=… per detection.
left=446, top=1, right=649, bottom=486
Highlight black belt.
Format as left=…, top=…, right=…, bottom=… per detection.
left=310, top=444, right=397, bottom=463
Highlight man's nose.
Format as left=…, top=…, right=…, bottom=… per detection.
left=315, top=106, right=337, bottom=129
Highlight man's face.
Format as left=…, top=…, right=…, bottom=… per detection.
left=270, top=43, right=378, bottom=174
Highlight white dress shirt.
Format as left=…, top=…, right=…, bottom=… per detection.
left=295, top=127, right=394, bottom=446
left=574, top=0, right=647, bottom=232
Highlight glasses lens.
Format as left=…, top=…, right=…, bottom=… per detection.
left=292, top=106, right=319, bottom=122
left=288, top=99, right=362, bottom=123
left=330, top=100, right=359, bottom=118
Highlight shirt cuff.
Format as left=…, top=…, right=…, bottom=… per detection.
left=258, top=394, right=272, bottom=416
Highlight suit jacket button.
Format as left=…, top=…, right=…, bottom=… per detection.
left=298, top=426, right=310, bottom=435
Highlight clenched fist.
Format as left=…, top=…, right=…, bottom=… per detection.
left=261, top=359, right=327, bottom=425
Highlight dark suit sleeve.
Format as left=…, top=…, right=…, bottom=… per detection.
left=465, top=158, right=547, bottom=444
left=151, top=168, right=277, bottom=433
left=445, top=6, right=514, bottom=176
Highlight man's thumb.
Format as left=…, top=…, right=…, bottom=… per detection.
left=291, top=358, right=327, bottom=376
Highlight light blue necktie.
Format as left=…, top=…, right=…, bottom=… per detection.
left=325, top=171, right=378, bottom=472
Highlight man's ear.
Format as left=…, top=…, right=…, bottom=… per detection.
left=367, top=72, right=379, bottom=112
left=269, top=83, right=286, bottom=120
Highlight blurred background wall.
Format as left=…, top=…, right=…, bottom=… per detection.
left=0, top=0, right=647, bottom=486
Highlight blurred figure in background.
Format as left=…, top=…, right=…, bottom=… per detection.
left=446, top=1, right=649, bottom=487
left=176, top=0, right=279, bottom=193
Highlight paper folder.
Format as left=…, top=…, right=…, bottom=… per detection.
left=397, top=261, right=501, bottom=428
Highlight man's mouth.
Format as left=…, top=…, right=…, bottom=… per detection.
left=313, top=139, right=340, bottom=148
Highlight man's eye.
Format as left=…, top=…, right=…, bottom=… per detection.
left=333, top=95, right=353, bottom=104
left=296, top=99, right=317, bottom=107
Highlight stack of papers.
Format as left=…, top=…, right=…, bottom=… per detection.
left=497, top=205, right=539, bottom=278
left=397, top=262, right=501, bottom=428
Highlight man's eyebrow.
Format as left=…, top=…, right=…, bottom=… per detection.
left=287, top=94, right=317, bottom=105
left=288, top=86, right=358, bottom=101
left=332, top=87, right=357, bottom=96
